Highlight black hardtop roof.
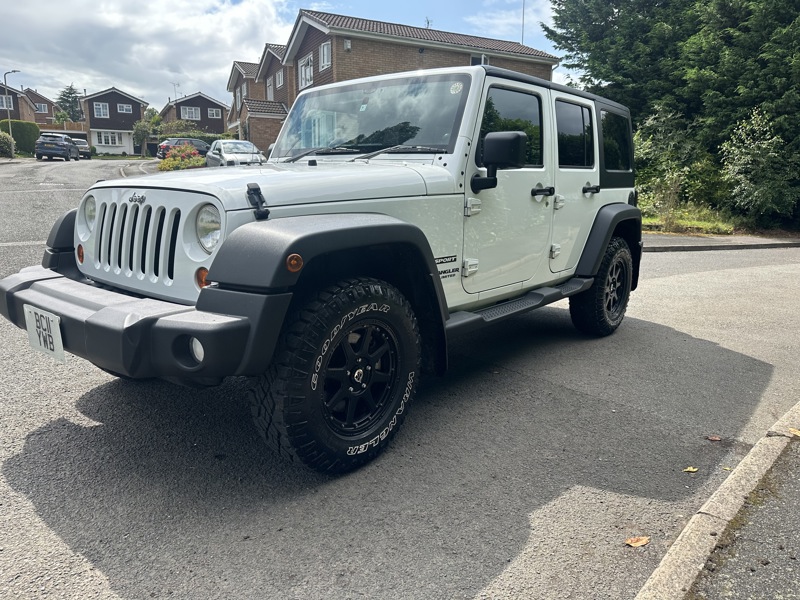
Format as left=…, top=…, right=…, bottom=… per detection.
left=481, top=66, right=630, bottom=114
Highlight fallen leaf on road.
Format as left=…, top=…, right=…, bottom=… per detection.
left=722, top=467, right=732, bottom=471
left=707, top=435, right=721, bottom=442
left=683, top=466, right=699, bottom=473
left=788, top=428, right=800, bottom=437
left=625, top=536, right=650, bottom=547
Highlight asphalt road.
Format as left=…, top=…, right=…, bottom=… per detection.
left=1, top=158, right=799, bottom=599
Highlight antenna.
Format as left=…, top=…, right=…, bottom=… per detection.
left=170, top=81, right=180, bottom=98
left=425, top=17, right=432, bottom=28
left=522, top=0, right=525, bottom=44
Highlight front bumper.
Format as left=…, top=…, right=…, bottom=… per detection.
left=0, top=266, right=292, bottom=382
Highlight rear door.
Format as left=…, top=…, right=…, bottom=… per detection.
left=549, top=93, right=600, bottom=273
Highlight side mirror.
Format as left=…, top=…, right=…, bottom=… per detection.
left=471, top=131, right=527, bottom=193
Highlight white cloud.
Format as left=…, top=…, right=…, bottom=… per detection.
left=0, top=0, right=294, bottom=110
left=463, top=0, right=553, bottom=47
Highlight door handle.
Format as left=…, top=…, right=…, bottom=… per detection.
left=582, top=184, right=601, bottom=194
left=531, top=186, right=555, bottom=198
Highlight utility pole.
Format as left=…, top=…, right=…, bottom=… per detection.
left=522, top=0, right=526, bottom=44
left=3, top=69, right=20, bottom=158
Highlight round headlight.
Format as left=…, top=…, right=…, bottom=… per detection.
left=84, top=196, right=96, bottom=231
left=196, top=204, right=221, bottom=253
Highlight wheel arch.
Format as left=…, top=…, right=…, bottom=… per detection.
left=208, top=214, right=449, bottom=375
left=575, top=203, right=642, bottom=291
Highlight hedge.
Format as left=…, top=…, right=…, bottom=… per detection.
left=0, top=120, right=40, bottom=154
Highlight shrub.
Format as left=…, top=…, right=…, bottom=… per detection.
left=720, top=107, right=800, bottom=226
left=0, top=131, right=13, bottom=157
left=158, top=143, right=206, bottom=171
left=0, top=120, right=40, bottom=154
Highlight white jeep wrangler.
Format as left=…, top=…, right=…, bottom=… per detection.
left=0, top=66, right=641, bottom=472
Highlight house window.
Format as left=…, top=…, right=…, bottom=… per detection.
left=181, top=106, right=201, bottom=120
left=471, top=55, right=490, bottom=65
left=208, top=108, right=221, bottom=119
left=298, top=53, right=314, bottom=89
left=96, top=131, right=119, bottom=145
left=94, top=102, right=109, bottom=118
left=267, top=76, right=274, bottom=101
left=320, top=41, right=332, bottom=71
left=276, top=69, right=284, bottom=88
left=236, top=88, right=241, bottom=108
left=117, top=104, right=132, bottom=113
left=242, top=81, right=248, bottom=98
left=0, top=95, right=12, bottom=110
left=35, top=103, right=48, bottom=113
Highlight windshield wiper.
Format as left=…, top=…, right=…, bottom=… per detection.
left=281, top=145, right=361, bottom=163
left=348, top=145, right=444, bottom=162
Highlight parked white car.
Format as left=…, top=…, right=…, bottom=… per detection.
left=205, top=140, right=265, bottom=167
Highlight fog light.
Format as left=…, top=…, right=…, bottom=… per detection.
left=189, top=337, right=205, bottom=363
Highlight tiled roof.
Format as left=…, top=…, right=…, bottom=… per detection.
left=301, top=10, right=558, bottom=60
left=235, top=61, right=260, bottom=78
left=242, top=99, right=287, bottom=115
left=266, top=44, right=286, bottom=60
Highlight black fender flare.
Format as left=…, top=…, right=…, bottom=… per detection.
left=208, top=213, right=450, bottom=373
left=575, top=204, right=642, bottom=290
left=42, top=208, right=79, bottom=276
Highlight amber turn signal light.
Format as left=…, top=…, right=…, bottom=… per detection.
left=76, top=244, right=84, bottom=264
left=195, top=267, right=210, bottom=288
left=286, top=253, right=304, bottom=273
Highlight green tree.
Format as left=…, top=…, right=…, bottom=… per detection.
left=55, top=84, right=82, bottom=121
left=720, top=107, right=800, bottom=225
left=543, top=0, right=698, bottom=122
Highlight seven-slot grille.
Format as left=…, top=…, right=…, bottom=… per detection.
left=89, top=199, right=182, bottom=284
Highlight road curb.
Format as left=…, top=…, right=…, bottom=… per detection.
left=643, top=241, right=800, bottom=253
left=635, top=402, right=800, bottom=599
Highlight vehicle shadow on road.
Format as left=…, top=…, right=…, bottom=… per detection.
left=3, top=306, right=772, bottom=599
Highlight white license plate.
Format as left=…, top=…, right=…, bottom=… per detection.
left=23, top=304, right=66, bottom=363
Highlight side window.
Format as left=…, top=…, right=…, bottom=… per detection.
left=555, top=100, right=594, bottom=168
left=477, top=87, right=542, bottom=167
left=600, top=110, right=632, bottom=171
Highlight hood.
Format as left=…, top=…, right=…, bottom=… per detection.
left=90, top=161, right=457, bottom=210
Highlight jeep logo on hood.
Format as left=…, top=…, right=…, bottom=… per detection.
left=128, top=193, right=146, bottom=204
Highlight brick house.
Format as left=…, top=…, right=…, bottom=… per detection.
left=159, top=92, right=229, bottom=134
left=226, top=60, right=263, bottom=141
left=81, top=88, right=147, bottom=155
left=236, top=10, right=559, bottom=152
left=24, top=89, right=63, bottom=126
left=0, top=83, right=37, bottom=124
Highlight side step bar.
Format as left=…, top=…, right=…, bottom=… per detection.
left=445, top=277, right=594, bottom=336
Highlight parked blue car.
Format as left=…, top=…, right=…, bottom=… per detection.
left=35, top=133, right=80, bottom=161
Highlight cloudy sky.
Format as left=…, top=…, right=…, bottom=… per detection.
left=1, top=0, right=559, bottom=112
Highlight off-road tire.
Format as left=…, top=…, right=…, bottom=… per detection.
left=250, top=277, right=421, bottom=473
left=569, top=236, right=633, bottom=336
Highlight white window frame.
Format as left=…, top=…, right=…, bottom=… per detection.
left=35, top=103, right=48, bottom=113
left=266, top=76, right=274, bottom=101
left=94, top=102, right=109, bottom=118
left=181, top=106, right=201, bottom=120
left=298, top=53, right=314, bottom=90
left=96, top=131, right=119, bottom=145
left=0, top=95, right=12, bottom=110
left=319, top=41, right=332, bottom=71
left=242, top=81, right=248, bottom=99
left=208, top=108, right=221, bottom=119
left=117, top=103, right=132, bottom=113
left=236, top=88, right=241, bottom=108
left=276, top=69, right=284, bottom=88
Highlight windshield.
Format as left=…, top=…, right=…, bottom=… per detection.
left=272, top=73, right=471, bottom=160
left=221, top=141, right=259, bottom=154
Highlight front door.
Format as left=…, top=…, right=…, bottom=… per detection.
left=462, top=83, right=554, bottom=294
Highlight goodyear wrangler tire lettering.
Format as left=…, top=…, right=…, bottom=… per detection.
left=249, top=278, right=420, bottom=473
